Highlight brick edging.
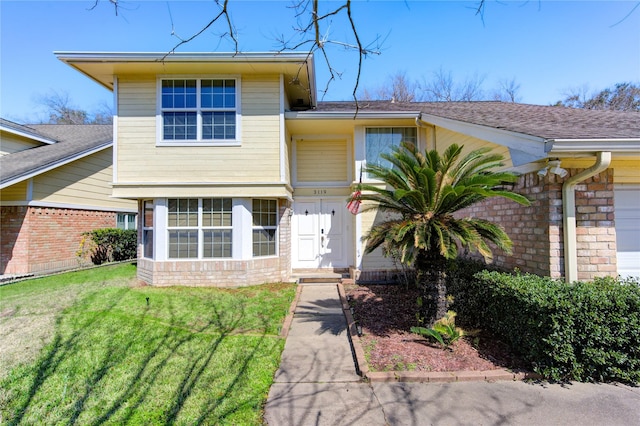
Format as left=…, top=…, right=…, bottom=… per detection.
left=338, top=281, right=543, bottom=383
left=279, top=283, right=303, bottom=338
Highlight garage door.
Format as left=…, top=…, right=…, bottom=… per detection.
left=615, top=184, right=640, bottom=279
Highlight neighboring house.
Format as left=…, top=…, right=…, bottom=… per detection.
left=54, top=52, right=640, bottom=286
left=0, top=119, right=137, bottom=276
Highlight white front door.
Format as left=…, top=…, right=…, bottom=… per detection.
left=292, top=199, right=349, bottom=268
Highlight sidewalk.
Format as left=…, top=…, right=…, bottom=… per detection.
left=263, top=283, right=640, bottom=426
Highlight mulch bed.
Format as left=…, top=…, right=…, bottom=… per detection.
left=345, top=283, right=528, bottom=373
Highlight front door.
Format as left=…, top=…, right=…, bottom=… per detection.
left=292, top=199, right=348, bottom=268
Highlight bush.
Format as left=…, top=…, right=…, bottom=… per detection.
left=80, top=228, right=137, bottom=265
left=450, top=267, right=640, bottom=383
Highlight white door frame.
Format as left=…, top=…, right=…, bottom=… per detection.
left=291, top=196, right=352, bottom=269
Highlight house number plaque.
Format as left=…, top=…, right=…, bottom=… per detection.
left=313, top=189, right=328, bottom=195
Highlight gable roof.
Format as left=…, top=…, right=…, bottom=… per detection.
left=0, top=124, right=113, bottom=189
left=315, top=101, right=640, bottom=140
left=0, top=118, right=58, bottom=145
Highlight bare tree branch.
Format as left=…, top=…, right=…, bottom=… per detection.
left=163, top=0, right=237, bottom=61
left=610, top=1, right=640, bottom=27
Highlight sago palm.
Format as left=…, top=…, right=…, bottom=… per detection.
left=355, top=142, right=530, bottom=325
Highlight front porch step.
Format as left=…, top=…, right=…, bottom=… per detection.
left=297, top=277, right=342, bottom=284
left=292, top=268, right=348, bottom=285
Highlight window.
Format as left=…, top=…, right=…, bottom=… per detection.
left=160, top=78, right=238, bottom=143
left=365, top=127, right=417, bottom=176
left=202, top=198, right=232, bottom=258
left=143, top=201, right=154, bottom=259
left=252, top=199, right=277, bottom=257
left=117, top=213, right=137, bottom=230
left=167, top=198, right=232, bottom=259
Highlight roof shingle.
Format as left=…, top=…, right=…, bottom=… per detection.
left=316, top=101, right=640, bottom=140
left=1, top=124, right=112, bottom=187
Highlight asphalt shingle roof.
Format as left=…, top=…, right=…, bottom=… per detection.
left=316, top=101, right=640, bottom=140
left=1, top=124, right=112, bottom=186
left=0, top=118, right=58, bottom=143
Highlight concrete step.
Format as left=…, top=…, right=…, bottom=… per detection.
left=298, top=277, right=342, bottom=284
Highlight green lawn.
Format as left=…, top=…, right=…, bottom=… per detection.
left=0, top=264, right=296, bottom=425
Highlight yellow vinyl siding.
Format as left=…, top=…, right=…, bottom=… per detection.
left=563, top=158, right=640, bottom=184
left=0, top=181, right=28, bottom=201
left=0, top=132, right=44, bottom=156
left=31, top=148, right=134, bottom=210
left=359, top=202, right=395, bottom=270
left=112, top=184, right=291, bottom=199
left=434, top=127, right=513, bottom=168
left=296, top=139, right=348, bottom=183
left=115, top=76, right=282, bottom=185
left=284, top=127, right=292, bottom=185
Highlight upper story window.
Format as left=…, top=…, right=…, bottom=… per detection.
left=365, top=127, right=417, bottom=177
left=159, top=78, right=239, bottom=145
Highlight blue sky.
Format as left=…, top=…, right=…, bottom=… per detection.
left=1, top=1, right=638, bottom=123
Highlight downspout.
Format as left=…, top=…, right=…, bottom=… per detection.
left=416, top=116, right=436, bottom=151
left=562, top=151, right=611, bottom=283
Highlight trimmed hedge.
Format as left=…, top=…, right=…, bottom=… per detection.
left=449, top=265, right=640, bottom=383
left=84, top=228, right=137, bottom=265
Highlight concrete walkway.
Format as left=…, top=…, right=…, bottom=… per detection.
left=263, top=283, right=640, bottom=426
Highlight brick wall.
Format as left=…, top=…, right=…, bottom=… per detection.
left=1, top=206, right=30, bottom=274
left=456, top=169, right=617, bottom=281
left=0, top=205, right=116, bottom=275
left=574, top=169, right=617, bottom=280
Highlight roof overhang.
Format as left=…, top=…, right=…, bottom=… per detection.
left=0, top=142, right=112, bottom=189
left=418, top=113, right=549, bottom=167
left=285, top=110, right=421, bottom=120
left=0, top=123, right=57, bottom=145
left=546, top=138, right=640, bottom=156
left=55, top=51, right=317, bottom=109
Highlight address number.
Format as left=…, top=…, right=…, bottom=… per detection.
left=313, top=189, right=328, bottom=195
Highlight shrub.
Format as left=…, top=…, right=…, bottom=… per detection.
left=452, top=268, right=640, bottom=383
left=79, top=228, right=137, bottom=265
left=411, top=310, right=464, bottom=349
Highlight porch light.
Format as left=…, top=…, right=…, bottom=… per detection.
left=537, top=160, right=568, bottom=178
left=549, top=160, right=568, bottom=178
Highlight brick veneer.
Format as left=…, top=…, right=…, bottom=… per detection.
left=456, top=169, right=617, bottom=281
left=1, top=206, right=117, bottom=275
left=137, top=199, right=293, bottom=287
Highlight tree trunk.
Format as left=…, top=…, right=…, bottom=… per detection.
left=415, top=250, right=448, bottom=327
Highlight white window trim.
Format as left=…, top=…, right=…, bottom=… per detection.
left=117, top=212, right=137, bottom=230
left=156, top=75, right=242, bottom=147
left=142, top=199, right=155, bottom=260
left=166, top=198, right=234, bottom=260
left=358, top=126, right=419, bottom=183
left=252, top=199, right=279, bottom=258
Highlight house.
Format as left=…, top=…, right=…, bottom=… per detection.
left=54, top=52, right=640, bottom=286
left=0, top=119, right=137, bottom=276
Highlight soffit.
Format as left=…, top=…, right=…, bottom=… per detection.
left=57, top=52, right=315, bottom=108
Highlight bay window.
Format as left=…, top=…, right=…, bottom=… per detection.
left=143, top=200, right=154, bottom=259
left=167, top=198, right=233, bottom=259
left=252, top=199, right=277, bottom=257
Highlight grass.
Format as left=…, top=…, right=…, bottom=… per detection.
left=0, top=263, right=296, bottom=425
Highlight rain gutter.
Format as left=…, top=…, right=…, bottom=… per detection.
left=562, top=151, right=611, bottom=283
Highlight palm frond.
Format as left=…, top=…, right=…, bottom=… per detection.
left=360, top=142, right=529, bottom=264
